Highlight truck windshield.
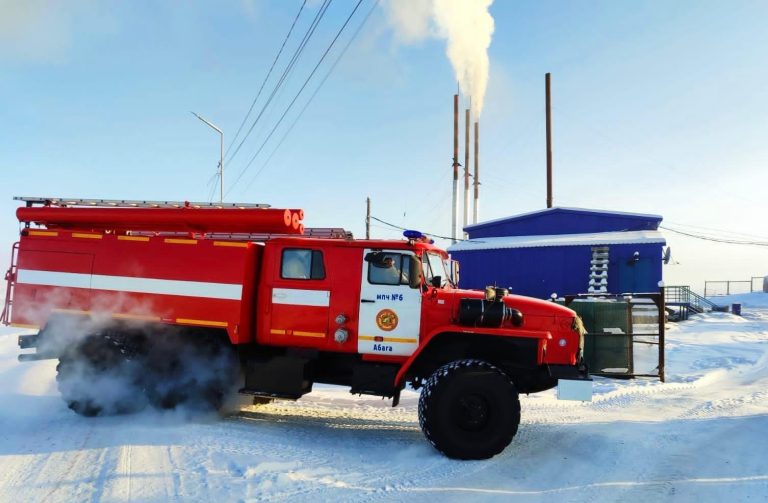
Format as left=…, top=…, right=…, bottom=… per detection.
left=422, top=252, right=448, bottom=287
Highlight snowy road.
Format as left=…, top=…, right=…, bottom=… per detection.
left=1, top=294, right=767, bottom=502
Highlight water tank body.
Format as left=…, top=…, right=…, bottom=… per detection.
left=17, top=207, right=304, bottom=234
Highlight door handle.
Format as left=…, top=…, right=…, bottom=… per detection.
left=360, top=299, right=375, bottom=303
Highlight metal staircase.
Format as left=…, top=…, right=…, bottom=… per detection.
left=665, top=285, right=727, bottom=320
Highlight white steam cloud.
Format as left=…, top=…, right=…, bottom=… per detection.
left=18, top=289, right=241, bottom=418
left=384, top=0, right=495, bottom=115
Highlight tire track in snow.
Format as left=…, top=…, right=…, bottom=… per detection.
left=89, top=446, right=120, bottom=503
left=221, top=410, right=406, bottom=501
left=195, top=403, right=472, bottom=501
left=41, top=423, right=96, bottom=501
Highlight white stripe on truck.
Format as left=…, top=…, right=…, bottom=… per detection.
left=16, top=269, right=242, bottom=301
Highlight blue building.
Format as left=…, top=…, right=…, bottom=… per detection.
left=448, top=208, right=666, bottom=299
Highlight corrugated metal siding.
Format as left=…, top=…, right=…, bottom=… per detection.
left=453, top=242, right=663, bottom=299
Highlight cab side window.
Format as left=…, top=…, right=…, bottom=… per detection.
left=281, top=249, right=325, bottom=280
left=368, top=252, right=408, bottom=286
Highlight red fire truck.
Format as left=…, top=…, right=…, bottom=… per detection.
left=2, top=197, right=591, bottom=459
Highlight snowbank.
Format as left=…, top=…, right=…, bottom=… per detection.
left=708, top=291, right=768, bottom=309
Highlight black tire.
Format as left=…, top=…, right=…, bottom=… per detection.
left=56, top=334, right=148, bottom=417
left=144, top=332, right=238, bottom=413
left=418, top=359, right=521, bottom=460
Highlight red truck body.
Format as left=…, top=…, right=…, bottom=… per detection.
left=3, top=197, right=590, bottom=460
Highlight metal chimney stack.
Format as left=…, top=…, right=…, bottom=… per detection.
left=473, top=120, right=479, bottom=224
left=452, top=94, right=459, bottom=242
left=463, top=107, right=470, bottom=238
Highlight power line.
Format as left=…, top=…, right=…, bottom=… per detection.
left=205, top=172, right=220, bottom=202
left=242, top=0, right=380, bottom=192
left=226, top=0, right=333, bottom=165
left=227, top=0, right=366, bottom=196
left=660, top=225, right=768, bottom=247
left=664, top=221, right=768, bottom=241
left=226, top=0, right=330, bottom=165
left=225, top=0, right=307, bottom=160
left=376, top=217, right=768, bottom=247
left=370, top=215, right=474, bottom=242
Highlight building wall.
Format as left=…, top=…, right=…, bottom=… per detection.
left=453, top=242, right=663, bottom=299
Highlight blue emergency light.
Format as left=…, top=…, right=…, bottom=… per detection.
left=403, top=230, right=424, bottom=240
left=403, top=230, right=434, bottom=244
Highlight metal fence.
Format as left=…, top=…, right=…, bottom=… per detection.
left=562, top=292, right=665, bottom=382
left=704, top=279, right=763, bottom=297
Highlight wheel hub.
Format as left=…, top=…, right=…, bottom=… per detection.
left=454, top=393, right=490, bottom=431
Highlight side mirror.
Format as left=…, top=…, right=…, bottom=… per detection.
left=409, top=256, right=422, bottom=289
left=431, top=275, right=442, bottom=288
left=450, top=259, right=460, bottom=287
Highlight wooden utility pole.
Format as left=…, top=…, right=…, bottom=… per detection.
left=365, top=197, right=371, bottom=239
left=545, top=72, right=553, bottom=208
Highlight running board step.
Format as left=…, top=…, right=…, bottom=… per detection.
left=237, top=389, right=302, bottom=400
left=243, top=355, right=313, bottom=398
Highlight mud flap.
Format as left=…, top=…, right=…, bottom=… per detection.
left=556, top=378, right=593, bottom=401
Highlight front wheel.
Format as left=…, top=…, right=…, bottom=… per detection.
left=418, top=359, right=520, bottom=460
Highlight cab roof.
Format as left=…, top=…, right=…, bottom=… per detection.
left=267, top=237, right=448, bottom=256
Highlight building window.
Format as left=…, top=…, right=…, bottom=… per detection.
left=281, top=249, right=325, bottom=280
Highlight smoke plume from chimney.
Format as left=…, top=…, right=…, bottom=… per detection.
left=384, top=0, right=495, bottom=115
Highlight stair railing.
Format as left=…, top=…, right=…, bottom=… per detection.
left=665, top=285, right=724, bottom=313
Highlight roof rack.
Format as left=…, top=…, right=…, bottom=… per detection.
left=14, top=197, right=270, bottom=209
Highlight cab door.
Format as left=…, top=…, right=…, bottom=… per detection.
left=357, top=249, right=421, bottom=356
left=268, top=247, right=331, bottom=347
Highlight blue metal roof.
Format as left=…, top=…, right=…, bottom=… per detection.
left=464, top=207, right=663, bottom=239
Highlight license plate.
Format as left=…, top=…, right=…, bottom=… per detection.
left=557, top=378, right=593, bottom=401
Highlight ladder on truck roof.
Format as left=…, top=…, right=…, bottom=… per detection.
left=14, top=197, right=353, bottom=240
left=202, top=228, right=353, bottom=240
left=14, top=196, right=271, bottom=209
left=122, top=228, right=354, bottom=241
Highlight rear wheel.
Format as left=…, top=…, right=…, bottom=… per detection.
left=56, top=334, right=148, bottom=417
left=418, top=359, right=521, bottom=460
left=144, top=331, right=239, bottom=413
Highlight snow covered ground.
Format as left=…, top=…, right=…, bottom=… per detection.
left=1, top=294, right=767, bottom=502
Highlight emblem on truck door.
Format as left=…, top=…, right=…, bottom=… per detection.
left=375, top=309, right=398, bottom=331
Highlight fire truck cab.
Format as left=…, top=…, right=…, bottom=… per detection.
left=3, top=197, right=591, bottom=460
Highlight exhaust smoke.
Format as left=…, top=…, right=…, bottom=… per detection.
left=53, top=320, right=240, bottom=418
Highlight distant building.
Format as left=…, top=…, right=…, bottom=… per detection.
left=448, top=207, right=666, bottom=299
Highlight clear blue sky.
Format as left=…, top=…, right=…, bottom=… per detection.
left=2, top=0, right=767, bottom=291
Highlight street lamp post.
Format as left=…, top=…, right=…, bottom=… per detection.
left=191, top=112, right=224, bottom=203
